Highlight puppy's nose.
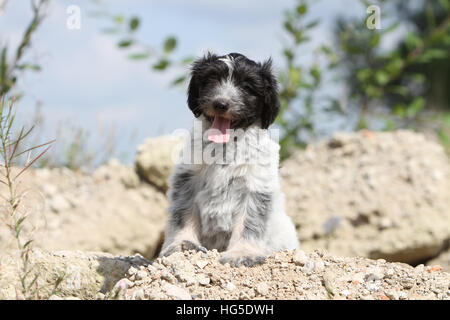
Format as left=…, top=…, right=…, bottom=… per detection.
left=213, top=99, right=229, bottom=112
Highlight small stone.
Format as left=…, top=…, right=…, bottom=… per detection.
left=161, top=270, right=177, bottom=284
left=378, top=217, right=392, bottom=230
left=163, top=284, right=191, bottom=300
left=255, top=282, right=269, bottom=296
left=314, top=261, right=325, bottom=272
left=198, top=276, right=211, bottom=286
left=365, top=267, right=384, bottom=282
left=114, top=278, right=133, bottom=292
left=398, top=292, right=408, bottom=300
left=295, top=286, right=303, bottom=294
left=340, top=290, right=351, bottom=297
left=239, top=291, right=250, bottom=300
left=384, top=290, right=399, bottom=300
left=301, top=260, right=315, bottom=275
left=323, top=271, right=338, bottom=296
left=367, top=283, right=379, bottom=292
left=132, top=289, right=145, bottom=300
left=196, top=260, right=209, bottom=269
left=96, top=293, right=105, bottom=300
left=385, top=268, right=395, bottom=278
left=401, top=278, right=415, bottom=289
left=185, top=277, right=197, bottom=287
left=226, top=282, right=236, bottom=291
left=127, top=266, right=138, bottom=276
left=293, top=250, right=309, bottom=266
left=135, top=270, right=147, bottom=281
left=146, top=265, right=158, bottom=276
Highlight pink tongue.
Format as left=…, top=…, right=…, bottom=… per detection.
left=208, top=116, right=231, bottom=143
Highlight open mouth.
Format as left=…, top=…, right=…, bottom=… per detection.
left=205, top=114, right=232, bottom=144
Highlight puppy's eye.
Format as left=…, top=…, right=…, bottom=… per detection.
left=243, top=83, right=255, bottom=93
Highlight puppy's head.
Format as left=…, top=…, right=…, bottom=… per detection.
left=187, top=52, right=279, bottom=143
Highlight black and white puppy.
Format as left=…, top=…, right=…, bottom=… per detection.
left=160, top=52, right=299, bottom=267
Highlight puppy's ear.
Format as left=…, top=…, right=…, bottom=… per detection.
left=187, top=52, right=218, bottom=117
left=187, top=72, right=201, bottom=118
left=260, top=58, right=280, bottom=129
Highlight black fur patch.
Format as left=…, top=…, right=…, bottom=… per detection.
left=168, top=170, right=195, bottom=228
left=243, top=191, right=271, bottom=240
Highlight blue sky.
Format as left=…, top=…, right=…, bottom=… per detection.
left=0, top=0, right=368, bottom=164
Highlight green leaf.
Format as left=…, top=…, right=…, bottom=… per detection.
left=129, top=17, right=140, bottom=31
left=117, top=39, right=134, bottom=48
left=385, top=58, right=404, bottom=74
left=128, top=53, right=149, bottom=60
left=381, top=22, right=399, bottom=35
left=419, top=49, right=448, bottom=62
left=305, top=20, right=319, bottom=30
left=375, top=70, right=389, bottom=85
left=114, top=15, right=125, bottom=24
left=406, top=97, right=425, bottom=118
left=181, top=56, right=195, bottom=65
left=411, top=74, right=426, bottom=83
left=310, top=66, right=320, bottom=84
left=283, top=49, right=294, bottom=61
left=357, top=69, right=372, bottom=82
left=163, top=37, right=177, bottom=53
left=18, top=64, right=41, bottom=71
left=288, top=67, right=302, bottom=87
left=171, top=76, right=186, bottom=86
left=389, top=85, right=408, bottom=96
left=369, top=34, right=380, bottom=48
left=153, top=59, right=170, bottom=70
left=296, top=4, right=307, bottom=15
left=405, top=32, right=423, bottom=50
left=392, top=103, right=406, bottom=118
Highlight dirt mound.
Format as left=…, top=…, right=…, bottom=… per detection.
left=113, top=249, right=449, bottom=300
left=1, top=249, right=448, bottom=300
left=281, top=130, right=450, bottom=264
left=0, top=249, right=149, bottom=300
left=0, top=160, right=168, bottom=258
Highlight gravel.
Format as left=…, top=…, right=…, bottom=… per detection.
left=111, top=249, right=450, bottom=300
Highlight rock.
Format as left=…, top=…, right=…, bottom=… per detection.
left=0, top=249, right=149, bottom=299
left=226, top=282, right=236, bottom=291
left=0, top=165, right=168, bottom=259
left=196, top=260, right=209, bottom=269
left=282, top=130, right=450, bottom=264
left=163, top=284, right=192, bottom=300
left=255, top=282, right=269, bottom=296
left=292, top=249, right=309, bottom=266
left=135, top=135, right=184, bottom=191
left=198, top=276, right=211, bottom=286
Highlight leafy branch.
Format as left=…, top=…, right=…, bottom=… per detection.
left=0, top=0, right=49, bottom=97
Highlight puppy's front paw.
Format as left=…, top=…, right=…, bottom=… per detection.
left=160, top=240, right=207, bottom=257
left=219, top=252, right=266, bottom=267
